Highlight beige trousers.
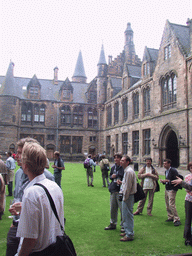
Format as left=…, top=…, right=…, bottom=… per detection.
left=165, top=190, right=180, bottom=222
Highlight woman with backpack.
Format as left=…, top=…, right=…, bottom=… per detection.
left=99, top=155, right=110, bottom=187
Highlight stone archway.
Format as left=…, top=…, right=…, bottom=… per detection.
left=159, top=124, right=179, bottom=167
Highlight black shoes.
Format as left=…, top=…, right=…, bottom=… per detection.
left=104, top=223, right=116, bottom=230
left=165, top=219, right=173, bottom=222
left=174, top=220, right=181, bottom=226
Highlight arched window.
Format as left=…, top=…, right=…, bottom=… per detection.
left=88, top=108, right=97, bottom=128
left=162, top=73, right=177, bottom=110
left=133, top=92, right=139, bottom=119
left=73, top=106, right=83, bottom=127
left=114, top=102, right=119, bottom=125
left=143, top=87, right=150, bottom=116
left=122, top=98, right=128, bottom=122
left=21, top=102, right=32, bottom=123
left=60, top=105, right=71, bottom=126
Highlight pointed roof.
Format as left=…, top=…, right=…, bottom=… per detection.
left=0, top=61, right=17, bottom=96
left=72, top=50, right=87, bottom=78
left=27, top=74, right=41, bottom=89
left=98, top=44, right=107, bottom=65
left=60, top=77, right=73, bottom=91
left=168, top=20, right=190, bottom=57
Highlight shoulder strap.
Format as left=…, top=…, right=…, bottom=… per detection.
left=34, top=183, right=64, bottom=232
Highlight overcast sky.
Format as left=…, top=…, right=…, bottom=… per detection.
left=0, top=0, right=191, bottom=82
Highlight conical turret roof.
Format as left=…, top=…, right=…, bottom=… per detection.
left=72, top=50, right=87, bottom=78
left=0, top=61, right=17, bottom=96
left=98, top=44, right=107, bottom=65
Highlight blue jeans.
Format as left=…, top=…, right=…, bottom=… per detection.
left=122, top=194, right=134, bottom=238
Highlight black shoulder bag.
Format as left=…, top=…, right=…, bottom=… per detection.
left=30, top=183, right=76, bottom=256
left=134, top=179, right=145, bottom=203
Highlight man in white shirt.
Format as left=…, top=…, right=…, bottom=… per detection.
left=117, top=156, right=137, bottom=242
left=15, top=142, right=64, bottom=256
left=134, top=158, right=159, bottom=216
left=6, top=152, right=16, bottom=196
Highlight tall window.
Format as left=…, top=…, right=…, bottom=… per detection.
left=122, top=98, right=128, bottom=122
left=162, top=73, right=177, bottom=110
left=133, top=92, right=139, bottom=119
left=133, top=131, right=139, bottom=155
left=106, top=105, right=112, bottom=127
left=73, top=106, right=83, bottom=127
left=60, top=105, right=71, bottom=126
left=60, top=136, right=71, bottom=153
left=143, top=62, right=150, bottom=76
left=88, top=108, right=97, bottom=128
left=143, top=87, right=150, bottom=116
left=21, top=103, right=32, bottom=123
left=143, top=129, right=151, bottom=155
left=34, top=105, right=45, bottom=124
left=122, top=133, right=128, bottom=155
left=164, top=44, right=171, bottom=60
left=114, top=102, right=119, bottom=125
left=116, top=134, right=119, bottom=153
left=106, top=136, right=111, bottom=155
left=72, top=136, right=82, bottom=153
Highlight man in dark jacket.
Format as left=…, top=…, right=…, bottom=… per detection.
left=160, top=159, right=181, bottom=226
left=105, top=153, right=124, bottom=230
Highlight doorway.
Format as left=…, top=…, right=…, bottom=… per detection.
left=166, top=130, right=179, bottom=168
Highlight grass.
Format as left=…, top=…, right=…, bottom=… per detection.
left=0, top=162, right=192, bottom=256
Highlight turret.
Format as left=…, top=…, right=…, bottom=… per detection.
left=72, top=50, right=87, bottom=83
left=97, top=45, right=107, bottom=104
left=124, top=23, right=136, bottom=64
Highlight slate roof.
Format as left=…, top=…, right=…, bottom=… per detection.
left=0, top=74, right=89, bottom=103
left=147, top=48, right=159, bottom=62
left=169, top=21, right=190, bottom=57
left=127, top=64, right=141, bottom=78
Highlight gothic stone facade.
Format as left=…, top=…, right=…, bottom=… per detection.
left=0, top=20, right=192, bottom=167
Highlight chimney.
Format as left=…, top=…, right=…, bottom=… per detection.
left=108, top=55, right=112, bottom=64
left=186, top=18, right=192, bottom=55
left=53, top=66, right=59, bottom=85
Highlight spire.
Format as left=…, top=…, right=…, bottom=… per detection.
left=98, top=44, right=107, bottom=65
left=72, top=50, right=87, bottom=83
left=0, top=61, right=16, bottom=96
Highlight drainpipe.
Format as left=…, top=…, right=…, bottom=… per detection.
left=56, top=103, right=59, bottom=150
left=185, top=59, right=189, bottom=164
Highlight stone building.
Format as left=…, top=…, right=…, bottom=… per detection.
left=0, top=19, right=192, bottom=167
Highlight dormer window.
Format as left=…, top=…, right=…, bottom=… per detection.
left=27, top=75, right=41, bottom=99
left=164, top=44, right=171, bottom=60
left=63, top=89, right=71, bottom=99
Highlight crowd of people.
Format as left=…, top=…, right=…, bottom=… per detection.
left=0, top=140, right=192, bottom=255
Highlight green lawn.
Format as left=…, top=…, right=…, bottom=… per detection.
left=0, top=162, right=192, bottom=256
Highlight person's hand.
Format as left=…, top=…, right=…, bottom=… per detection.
left=160, top=179, right=169, bottom=184
left=9, top=202, right=22, bottom=215
left=171, top=177, right=182, bottom=186
left=52, top=165, right=56, bottom=168
left=112, top=174, right=116, bottom=179
left=117, top=179, right=122, bottom=185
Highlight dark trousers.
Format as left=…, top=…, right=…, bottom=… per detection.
left=54, top=172, right=61, bottom=187
left=6, top=226, right=20, bottom=256
left=184, top=200, right=192, bottom=241
left=8, top=181, right=13, bottom=196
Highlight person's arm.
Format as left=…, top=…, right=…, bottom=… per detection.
left=172, top=177, right=192, bottom=191
left=18, top=238, right=37, bottom=256
left=137, top=167, right=146, bottom=179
